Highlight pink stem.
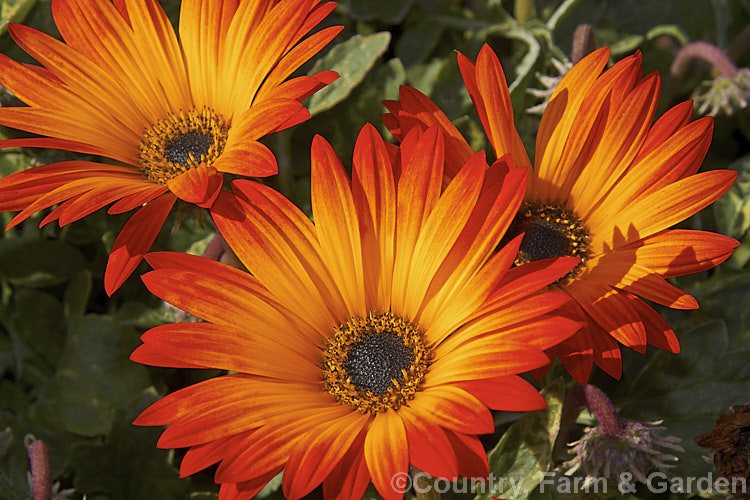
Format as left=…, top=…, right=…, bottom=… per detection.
left=202, top=232, right=226, bottom=261
left=671, top=41, right=739, bottom=78
left=582, top=385, right=625, bottom=438
left=27, top=440, right=52, bottom=500
left=571, top=24, right=595, bottom=64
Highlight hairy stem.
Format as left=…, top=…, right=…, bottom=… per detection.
left=671, top=41, right=739, bottom=78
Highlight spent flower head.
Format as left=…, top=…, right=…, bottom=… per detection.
left=566, top=418, right=684, bottom=485
left=694, top=68, right=750, bottom=116
left=696, top=402, right=750, bottom=495
left=564, top=385, right=683, bottom=486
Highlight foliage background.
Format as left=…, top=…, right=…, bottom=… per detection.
left=1, top=0, right=750, bottom=498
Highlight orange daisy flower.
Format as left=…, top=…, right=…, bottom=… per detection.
left=130, top=124, right=581, bottom=499
left=383, top=45, right=739, bottom=384
left=0, top=0, right=342, bottom=294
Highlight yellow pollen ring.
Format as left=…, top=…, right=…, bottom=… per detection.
left=510, top=201, right=591, bottom=284
left=138, top=107, right=229, bottom=185
left=322, top=312, right=431, bottom=415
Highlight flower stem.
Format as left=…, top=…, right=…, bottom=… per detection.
left=514, top=0, right=533, bottom=23
left=26, top=439, right=51, bottom=500
left=571, top=24, right=594, bottom=64
left=202, top=233, right=225, bottom=261
left=581, top=385, right=624, bottom=438
left=414, top=472, right=442, bottom=500
left=671, top=41, right=739, bottom=78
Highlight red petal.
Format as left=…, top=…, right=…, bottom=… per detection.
left=282, top=412, right=367, bottom=499
left=104, top=194, right=175, bottom=295
left=167, top=165, right=223, bottom=208
left=364, top=410, right=409, bottom=500
left=455, top=375, right=546, bottom=412
left=557, top=328, right=595, bottom=385
left=443, top=430, right=489, bottom=479
left=566, top=280, right=648, bottom=353
left=626, top=293, right=680, bottom=353
left=322, top=430, right=371, bottom=500
left=400, top=413, right=458, bottom=480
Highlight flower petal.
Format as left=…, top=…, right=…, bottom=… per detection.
left=387, top=85, right=475, bottom=178
left=283, top=411, right=368, bottom=499
left=626, top=229, right=739, bottom=278
left=352, top=123, right=397, bottom=307
left=391, top=127, right=444, bottom=314
left=592, top=170, right=737, bottom=248
left=474, top=44, right=531, bottom=168
left=132, top=322, right=320, bottom=380
left=443, top=430, right=489, bottom=479
left=167, top=164, right=223, bottom=208
left=566, top=280, right=647, bottom=353
left=311, top=134, right=366, bottom=316
left=322, top=429, right=371, bottom=500
left=455, top=375, right=546, bottom=412
left=430, top=338, right=551, bottom=384
left=399, top=409, right=458, bottom=480
left=402, top=148, right=486, bottom=318
left=211, top=186, right=344, bottom=332
left=104, top=193, right=175, bottom=295
left=364, top=410, right=409, bottom=500
left=407, top=385, right=494, bottom=435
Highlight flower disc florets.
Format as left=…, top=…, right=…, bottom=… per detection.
left=504, top=202, right=590, bottom=284
left=139, top=107, right=229, bottom=184
left=322, top=312, right=431, bottom=415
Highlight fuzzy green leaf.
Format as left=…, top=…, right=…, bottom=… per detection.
left=477, top=379, right=565, bottom=500
left=307, top=32, right=391, bottom=116
left=0, top=0, right=36, bottom=35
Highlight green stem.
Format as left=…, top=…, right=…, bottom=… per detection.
left=546, top=0, right=582, bottom=30
left=514, top=0, right=533, bottom=23
left=414, top=471, right=443, bottom=500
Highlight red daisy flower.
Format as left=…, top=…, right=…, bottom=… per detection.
left=131, top=124, right=581, bottom=499
left=383, top=45, right=739, bottom=383
left=0, top=0, right=341, bottom=293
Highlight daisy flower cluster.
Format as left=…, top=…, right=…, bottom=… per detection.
left=0, top=1, right=744, bottom=499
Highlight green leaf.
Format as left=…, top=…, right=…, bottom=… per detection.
left=70, top=403, right=188, bottom=500
left=29, top=315, right=150, bottom=437
left=307, top=32, right=391, bottom=116
left=115, top=301, right=171, bottom=329
left=9, top=288, right=65, bottom=377
left=347, top=0, right=414, bottom=23
left=616, top=319, right=750, bottom=479
left=0, top=239, right=85, bottom=287
left=477, top=379, right=565, bottom=500
left=395, top=19, right=444, bottom=67
left=63, top=270, right=93, bottom=318
left=0, top=0, right=36, bottom=36
left=714, top=154, right=750, bottom=239
left=0, top=150, right=34, bottom=176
